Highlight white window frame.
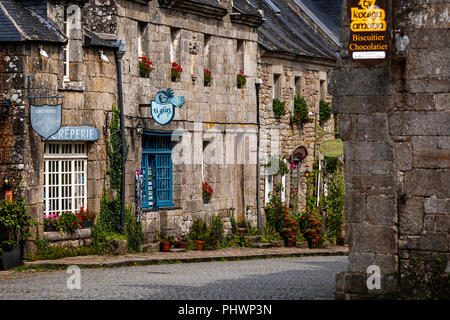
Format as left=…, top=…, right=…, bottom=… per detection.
left=264, top=174, right=273, bottom=204
left=44, top=142, right=88, bottom=215
left=63, top=7, right=70, bottom=82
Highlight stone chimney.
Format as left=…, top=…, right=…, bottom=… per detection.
left=219, top=0, right=233, bottom=13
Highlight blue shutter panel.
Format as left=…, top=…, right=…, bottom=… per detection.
left=156, top=154, right=173, bottom=207
left=142, top=133, right=173, bottom=209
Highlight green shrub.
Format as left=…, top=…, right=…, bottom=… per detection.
left=291, top=95, right=310, bottom=124
left=27, top=238, right=102, bottom=261
left=272, top=99, right=286, bottom=118
left=190, top=218, right=208, bottom=241
left=124, top=204, right=144, bottom=253
left=0, top=199, right=37, bottom=252
left=211, top=215, right=224, bottom=243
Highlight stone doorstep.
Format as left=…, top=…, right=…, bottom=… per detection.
left=244, top=235, right=261, bottom=243
left=23, top=246, right=349, bottom=269
left=141, top=242, right=160, bottom=253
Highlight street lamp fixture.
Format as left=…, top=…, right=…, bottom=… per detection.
left=136, top=123, right=143, bottom=136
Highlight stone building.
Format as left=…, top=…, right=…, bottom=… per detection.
left=331, top=0, right=450, bottom=299
left=252, top=0, right=340, bottom=215
left=0, top=0, right=265, bottom=248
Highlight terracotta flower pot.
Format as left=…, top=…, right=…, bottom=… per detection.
left=177, top=241, right=188, bottom=249
left=195, top=240, right=205, bottom=250
left=160, top=241, right=171, bottom=252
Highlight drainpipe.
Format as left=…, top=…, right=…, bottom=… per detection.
left=255, top=79, right=263, bottom=233
left=114, top=40, right=126, bottom=235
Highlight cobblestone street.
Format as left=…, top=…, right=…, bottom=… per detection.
left=0, top=256, right=347, bottom=300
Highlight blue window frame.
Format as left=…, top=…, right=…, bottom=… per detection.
left=142, top=132, right=173, bottom=209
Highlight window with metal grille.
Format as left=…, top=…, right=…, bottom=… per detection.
left=44, top=142, right=87, bottom=215
left=142, top=132, right=173, bottom=209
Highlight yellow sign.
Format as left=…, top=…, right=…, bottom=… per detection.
left=348, top=0, right=389, bottom=64
left=350, top=0, right=386, bottom=32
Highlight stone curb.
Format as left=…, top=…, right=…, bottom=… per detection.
left=24, top=247, right=349, bottom=269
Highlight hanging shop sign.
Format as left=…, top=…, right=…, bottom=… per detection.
left=30, top=104, right=62, bottom=140
left=348, top=0, right=389, bottom=66
left=293, top=146, right=308, bottom=161
left=150, top=88, right=185, bottom=125
left=319, top=139, right=344, bottom=158
left=47, top=126, right=100, bottom=141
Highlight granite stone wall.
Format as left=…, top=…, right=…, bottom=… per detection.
left=257, top=54, right=335, bottom=216
left=331, top=0, right=450, bottom=299
left=114, top=0, right=260, bottom=241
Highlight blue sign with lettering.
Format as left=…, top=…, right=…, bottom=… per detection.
left=31, top=104, right=62, bottom=140
left=150, top=88, right=185, bottom=125
left=48, top=126, right=100, bottom=141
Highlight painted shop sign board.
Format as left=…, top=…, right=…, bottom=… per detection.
left=319, top=139, right=344, bottom=158
left=31, top=104, right=62, bottom=140
left=150, top=88, right=185, bottom=125
left=348, top=0, right=389, bottom=66
left=47, top=126, right=100, bottom=141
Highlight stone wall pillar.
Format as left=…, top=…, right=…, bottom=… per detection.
left=331, top=0, right=450, bottom=299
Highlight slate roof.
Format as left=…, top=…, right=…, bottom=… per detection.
left=293, top=0, right=343, bottom=43
left=251, top=0, right=337, bottom=60
left=0, top=0, right=66, bottom=43
left=233, top=0, right=263, bottom=18
left=189, top=0, right=225, bottom=9
left=83, top=28, right=119, bottom=49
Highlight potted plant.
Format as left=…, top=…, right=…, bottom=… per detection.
left=171, top=62, right=183, bottom=82
left=57, top=211, right=82, bottom=232
left=76, top=207, right=96, bottom=229
left=159, top=235, right=171, bottom=252
left=190, top=219, right=207, bottom=250
left=139, top=56, right=153, bottom=78
left=202, top=182, right=213, bottom=203
left=43, top=213, right=59, bottom=232
left=0, top=199, right=37, bottom=270
left=237, top=70, right=248, bottom=88
left=204, top=68, right=212, bottom=86
left=195, top=239, right=205, bottom=251
left=175, top=235, right=189, bottom=249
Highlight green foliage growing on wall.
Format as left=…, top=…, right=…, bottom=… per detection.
left=272, top=99, right=286, bottom=118
left=291, top=95, right=310, bottom=124
left=91, top=105, right=142, bottom=253
left=319, top=100, right=332, bottom=125
left=106, top=105, right=127, bottom=194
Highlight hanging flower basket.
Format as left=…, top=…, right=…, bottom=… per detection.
left=204, top=68, right=212, bottom=86
left=202, top=182, right=213, bottom=203
left=171, top=62, right=183, bottom=82
left=139, top=57, right=153, bottom=78
left=237, top=70, right=248, bottom=88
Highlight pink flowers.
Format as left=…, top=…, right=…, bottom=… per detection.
left=290, top=162, right=296, bottom=170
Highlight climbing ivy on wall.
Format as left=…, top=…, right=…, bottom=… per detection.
left=91, top=105, right=142, bottom=252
